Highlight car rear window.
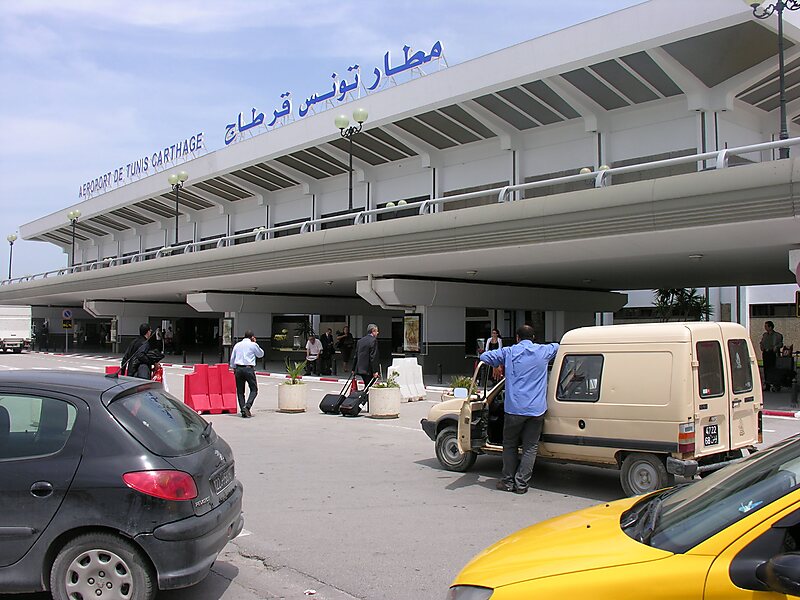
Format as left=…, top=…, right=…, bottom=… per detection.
left=727, top=339, right=753, bottom=394
left=108, top=389, right=209, bottom=457
left=696, top=340, right=724, bottom=398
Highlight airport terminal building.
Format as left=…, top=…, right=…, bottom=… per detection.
left=3, top=0, right=800, bottom=372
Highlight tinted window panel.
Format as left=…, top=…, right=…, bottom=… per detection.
left=556, top=355, right=603, bottom=402
left=697, top=341, right=725, bottom=398
left=728, top=339, right=753, bottom=394
left=0, top=395, right=77, bottom=459
left=109, top=389, right=209, bottom=457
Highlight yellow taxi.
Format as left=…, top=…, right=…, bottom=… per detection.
left=448, top=433, right=800, bottom=599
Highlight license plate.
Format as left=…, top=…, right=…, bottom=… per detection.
left=211, top=464, right=234, bottom=496
left=704, top=424, right=719, bottom=447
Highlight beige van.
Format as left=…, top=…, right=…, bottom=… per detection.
left=420, top=322, right=763, bottom=496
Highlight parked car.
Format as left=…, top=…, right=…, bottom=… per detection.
left=448, top=433, right=800, bottom=599
left=0, top=371, right=243, bottom=600
left=422, top=322, right=762, bottom=496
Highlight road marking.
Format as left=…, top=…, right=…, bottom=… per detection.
left=236, top=529, right=252, bottom=538
left=764, top=429, right=776, bottom=433
left=375, top=423, right=424, bottom=432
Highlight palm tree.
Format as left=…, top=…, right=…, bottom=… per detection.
left=653, top=288, right=712, bottom=322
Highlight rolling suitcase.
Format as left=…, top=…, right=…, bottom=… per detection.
left=340, top=376, right=377, bottom=417
left=320, top=373, right=355, bottom=414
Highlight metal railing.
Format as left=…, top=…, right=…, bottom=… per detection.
left=4, top=136, right=799, bottom=286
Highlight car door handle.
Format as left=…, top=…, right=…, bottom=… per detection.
left=732, top=399, right=742, bottom=408
left=30, top=481, right=53, bottom=498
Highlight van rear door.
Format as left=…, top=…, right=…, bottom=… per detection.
left=724, top=336, right=760, bottom=449
left=693, top=336, right=731, bottom=457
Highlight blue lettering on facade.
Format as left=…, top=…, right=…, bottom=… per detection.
left=77, top=132, right=204, bottom=200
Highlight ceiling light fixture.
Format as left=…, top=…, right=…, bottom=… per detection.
left=466, top=270, right=478, bottom=276
left=688, top=254, right=704, bottom=262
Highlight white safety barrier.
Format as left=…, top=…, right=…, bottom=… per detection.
left=388, top=357, right=426, bottom=402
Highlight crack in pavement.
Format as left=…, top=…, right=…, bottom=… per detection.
left=232, top=547, right=364, bottom=599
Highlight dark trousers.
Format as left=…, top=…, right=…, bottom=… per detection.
left=305, top=358, right=319, bottom=375
left=501, top=413, right=545, bottom=492
left=234, top=365, right=258, bottom=411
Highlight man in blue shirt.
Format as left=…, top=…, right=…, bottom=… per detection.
left=479, top=324, right=559, bottom=494
left=229, top=330, right=265, bottom=418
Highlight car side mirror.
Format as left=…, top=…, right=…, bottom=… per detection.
left=757, top=553, right=800, bottom=596
left=453, top=387, right=469, bottom=399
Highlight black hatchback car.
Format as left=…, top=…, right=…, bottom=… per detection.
left=0, top=371, right=243, bottom=600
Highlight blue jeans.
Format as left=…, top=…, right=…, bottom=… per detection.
left=501, top=413, right=545, bottom=491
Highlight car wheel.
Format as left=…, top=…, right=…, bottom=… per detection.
left=50, top=533, right=155, bottom=600
left=620, top=453, right=674, bottom=496
left=435, top=426, right=477, bottom=472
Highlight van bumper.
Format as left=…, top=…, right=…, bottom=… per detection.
left=421, top=419, right=436, bottom=441
left=666, top=456, right=698, bottom=477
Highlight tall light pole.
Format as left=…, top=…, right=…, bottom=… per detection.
left=67, top=210, right=81, bottom=267
left=6, top=234, right=16, bottom=280
left=335, top=108, right=369, bottom=210
left=168, top=171, right=188, bottom=245
left=747, top=0, right=800, bottom=158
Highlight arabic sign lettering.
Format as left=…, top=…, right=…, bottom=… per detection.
left=77, top=132, right=206, bottom=200
left=224, top=41, right=444, bottom=146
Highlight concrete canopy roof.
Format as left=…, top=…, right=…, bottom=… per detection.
left=22, top=0, right=796, bottom=246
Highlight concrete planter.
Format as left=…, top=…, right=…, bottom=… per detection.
left=368, top=387, right=401, bottom=419
left=277, top=382, right=307, bottom=413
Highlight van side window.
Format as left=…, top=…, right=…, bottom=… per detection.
left=727, top=339, right=753, bottom=394
left=696, top=341, right=724, bottom=398
left=556, top=355, right=603, bottom=402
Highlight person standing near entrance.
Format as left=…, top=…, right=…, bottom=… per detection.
left=760, top=320, right=784, bottom=391
left=354, top=323, right=380, bottom=386
left=229, top=330, right=264, bottom=418
left=320, top=328, right=335, bottom=375
left=479, top=324, right=559, bottom=495
left=336, top=325, right=355, bottom=372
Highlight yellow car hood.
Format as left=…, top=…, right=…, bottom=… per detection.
left=455, top=497, right=673, bottom=590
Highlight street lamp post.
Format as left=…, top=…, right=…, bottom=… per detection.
left=747, top=0, right=800, bottom=158
left=67, top=209, right=81, bottom=267
left=168, top=171, right=189, bottom=246
left=6, top=234, right=17, bottom=279
left=335, top=108, right=369, bottom=211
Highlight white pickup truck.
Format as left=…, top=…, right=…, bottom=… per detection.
left=0, top=306, right=32, bottom=353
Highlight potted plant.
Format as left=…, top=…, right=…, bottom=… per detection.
left=368, top=372, right=401, bottom=419
left=277, top=359, right=308, bottom=413
left=441, top=375, right=477, bottom=402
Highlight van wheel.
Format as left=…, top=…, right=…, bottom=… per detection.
left=435, top=426, right=477, bottom=472
left=620, top=453, right=674, bottom=496
left=50, top=532, right=155, bottom=600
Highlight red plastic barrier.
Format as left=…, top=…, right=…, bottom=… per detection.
left=207, top=365, right=224, bottom=414
left=105, top=366, right=118, bottom=375
left=216, top=364, right=238, bottom=414
left=184, top=364, right=211, bottom=413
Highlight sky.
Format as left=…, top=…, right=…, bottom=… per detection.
left=0, top=0, right=646, bottom=277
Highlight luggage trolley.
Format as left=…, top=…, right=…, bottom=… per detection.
left=763, top=346, right=797, bottom=393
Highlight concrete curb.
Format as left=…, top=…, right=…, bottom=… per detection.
left=763, top=409, right=800, bottom=418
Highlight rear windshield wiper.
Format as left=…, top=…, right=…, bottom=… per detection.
left=202, top=421, right=213, bottom=439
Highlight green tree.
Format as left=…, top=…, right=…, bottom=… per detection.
left=653, top=288, right=712, bottom=322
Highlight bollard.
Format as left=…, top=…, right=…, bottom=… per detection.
left=219, top=349, right=224, bottom=364
left=262, top=355, right=266, bottom=370
left=182, top=350, right=187, bottom=364
left=792, top=375, right=799, bottom=408
left=200, top=352, right=205, bottom=364
left=332, top=355, right=337, bottom=376
left=437, top=363, right=443, bottom=384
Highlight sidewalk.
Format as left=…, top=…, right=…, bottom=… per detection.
left=34, top=350, right=800, bottom=415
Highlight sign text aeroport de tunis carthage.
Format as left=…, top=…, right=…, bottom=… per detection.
left=77, top=132, right=205, bottom=200
left=223, top=41, right=445, bottom=146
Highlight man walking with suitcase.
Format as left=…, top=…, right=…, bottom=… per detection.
left=354, top=323, right=380, bottom=386
left=229, top=330, right=264, bottom=418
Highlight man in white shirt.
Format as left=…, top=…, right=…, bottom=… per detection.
left=229, top=330, right=264, bottom=418
left=305, top=333, right=323, bottom=375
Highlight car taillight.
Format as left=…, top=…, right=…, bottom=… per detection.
left=123, top=470, right=198, bottom=501
left=678, top=422, right=695, bottom=454
left=758, top=411, right=763, bottom=444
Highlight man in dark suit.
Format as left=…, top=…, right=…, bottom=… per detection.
left=320, top=327, right=335, bottom=375
left=354, top=323, right=380, bottom=386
